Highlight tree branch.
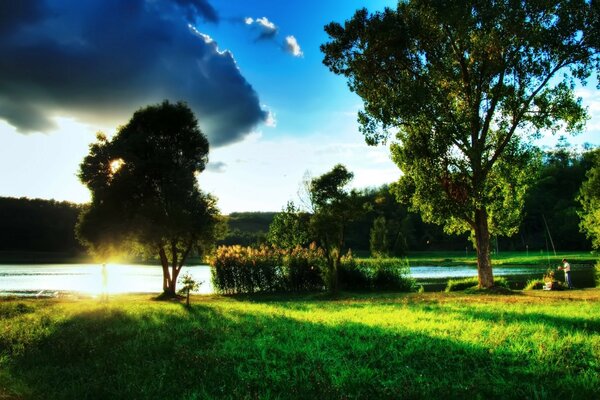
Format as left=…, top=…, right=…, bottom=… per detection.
left=483, top=60, right=568, bottom=175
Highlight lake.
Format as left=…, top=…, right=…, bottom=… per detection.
left=0, top=263, right=595, bottom=297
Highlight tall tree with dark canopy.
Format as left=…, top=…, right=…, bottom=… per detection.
left=77, top=101, right=222, bottom=296
left=322, top=0, right=600, bottom=287
left=309, top=164, right=362, bottom=293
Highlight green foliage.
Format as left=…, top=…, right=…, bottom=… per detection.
left=308, top=164, right=365, bottom=293
left=267, top=201, right=310, bottom=250
left=515, top=143, right=595, bottom=252
left=283, top=244, right=326, bottom=291
left=445, top=276, right=509, bottom=292
left=77, top=101, right=222, bottom=294
left=369, top=216, right=388, bottom=258
left=340, top=256, right=417, bottom=292
left=210, top=245, right=285, bottom=294
left=578, top=148, right=600, bottom=250
left=322, top=0, right=599, bottom=286
left=595, top=262, right=600, bottom=288
left=210, top=245, right=417, bottom=294
left=178, top=273, right=201, bottom=306
left=0, top=197, right=83, bottom=254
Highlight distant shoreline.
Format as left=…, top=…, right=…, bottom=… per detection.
left=1, top=250, right=596, bottom=267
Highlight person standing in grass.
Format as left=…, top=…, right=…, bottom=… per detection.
left=558, top=258, right=573, bottom=289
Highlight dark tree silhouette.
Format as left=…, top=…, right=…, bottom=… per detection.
left=77, top=101, right=222, bottom=296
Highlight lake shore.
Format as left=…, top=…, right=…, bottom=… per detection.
left=2, top=250, right=597, bottom=266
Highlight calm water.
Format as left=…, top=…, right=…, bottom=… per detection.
left=0, top=263, right=595, bottom=296
left=0, top=264, right=213, bottom=297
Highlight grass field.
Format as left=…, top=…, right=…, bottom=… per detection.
left=1, top=290, right=599, bottom=399
left=403, top=251, right=598, bottom=266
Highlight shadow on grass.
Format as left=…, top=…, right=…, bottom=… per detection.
left=6, top=303, right=599, bottom=399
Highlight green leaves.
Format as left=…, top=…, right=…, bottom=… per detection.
left=322, top=0, right=598, bottom=253
left=577, top=148, right=600, bottom=250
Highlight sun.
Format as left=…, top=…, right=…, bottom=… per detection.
left=109, top=158, right=124, bottom=174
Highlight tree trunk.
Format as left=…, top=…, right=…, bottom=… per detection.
left=474, top=208, right=494, bottom=288
left=159, top=247, right=177, bottom=297
left=159, top=247, right=173, bottom=295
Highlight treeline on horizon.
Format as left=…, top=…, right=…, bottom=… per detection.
left=0, top=145, right=595, bottom=258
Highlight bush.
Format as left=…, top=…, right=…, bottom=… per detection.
left=211, top=245, right=324, bottom=294
left=339, top=257, right=417, bottom=291
left=282, top=244, right=325, bottom=291
left=210, top=245, right=283, bottom=294
left=445, top=276, right=509, bottom=292
left=524, top=279, right=545, bottom=290
left=211, top=246, right=417, bottom=294
left=595, top=262, right=600, bottom=288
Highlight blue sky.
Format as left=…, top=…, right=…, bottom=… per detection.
left=1, top=0, right=599, bottom=213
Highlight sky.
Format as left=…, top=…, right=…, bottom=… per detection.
left=1, top=0, right=599, bottom=214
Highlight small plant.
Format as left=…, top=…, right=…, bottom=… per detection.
left=542, top=268, right=563, bottom=290
left=543, top=269, right=555, bottom=283
left=524, top=279, right=545, bottom=290
left=178, top=273, right=201, bottom=307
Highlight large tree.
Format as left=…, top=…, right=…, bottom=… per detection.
left=308, top=164, right=362, bottom=293
left=322, top=0, right=599, bottom=287
left=77, top=101, right=222, bottom=296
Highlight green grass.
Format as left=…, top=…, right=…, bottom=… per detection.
left=1, top=290, right=599, bottom=399
left=402, top=251, right=598, bottom=266
left=444, top=277, right=509, bottom=292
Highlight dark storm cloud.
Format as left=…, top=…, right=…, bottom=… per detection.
left=173, top=0, right=219, bottom=23
left=0, top=0, right=268, bottom=147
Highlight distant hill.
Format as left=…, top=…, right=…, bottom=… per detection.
left=219, top=212, right=277, bottom=247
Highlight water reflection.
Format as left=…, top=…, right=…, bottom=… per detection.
left=0, top=264, right=214, bottom=297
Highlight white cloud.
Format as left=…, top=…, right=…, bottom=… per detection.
left=244, top=16, right=278, bottom=39
left=256, top=17, right=276, bottom=32
left=284, top=35, right=303, bottom=57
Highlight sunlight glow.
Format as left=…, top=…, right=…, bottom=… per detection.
left=109, top=158, right=124, bottom=174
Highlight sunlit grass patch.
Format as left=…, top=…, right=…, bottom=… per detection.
left=0, top=291, right=599, bottom=399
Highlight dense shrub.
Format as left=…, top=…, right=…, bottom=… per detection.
left=340, top=257, right=417, bottom=291
left=445, top=276, right=509, bottom=292
left=596, top=262, right=600, bottom=288
left=210, top=246, right=283, bottom=294
left=211, top=246, right=417, bottom=294
left=283, top=244, right=325, bottom=291
left=211, top=245, right=323, bottom=294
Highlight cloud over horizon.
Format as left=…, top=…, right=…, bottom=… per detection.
left=0, top=0, right=268, bottom=147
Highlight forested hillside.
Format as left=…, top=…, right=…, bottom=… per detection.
left=0, top=146, right=594, bottom=258
left=0, top=197, right=83, bottom=255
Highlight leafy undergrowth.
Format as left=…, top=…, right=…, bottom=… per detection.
left=1, top=290, right=599, bottom=399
